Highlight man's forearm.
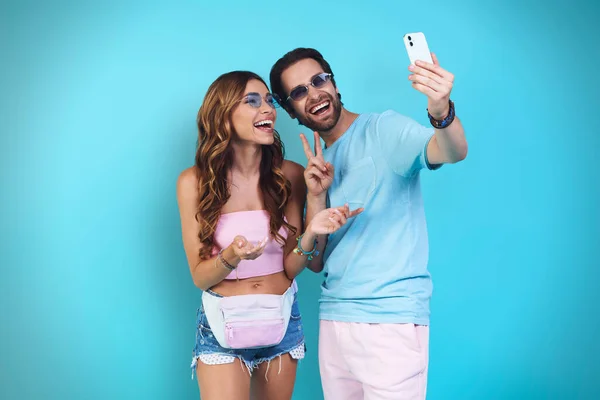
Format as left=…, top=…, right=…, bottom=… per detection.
left=434, top=116, right=467, bottom=163
left=305, top=194, right=328, bottom=272
left=306, top=193, right=327, bottom=223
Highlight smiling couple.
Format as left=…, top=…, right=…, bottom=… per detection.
left=176, top=46, right=468, bottom=400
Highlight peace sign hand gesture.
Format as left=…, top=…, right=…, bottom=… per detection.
left=300, top=131, right=334, bottom=198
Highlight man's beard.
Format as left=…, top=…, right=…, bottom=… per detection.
left=297, top=93, right=342, bottom=133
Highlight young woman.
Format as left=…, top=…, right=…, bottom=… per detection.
left=176, top=70, right=360, bottom=400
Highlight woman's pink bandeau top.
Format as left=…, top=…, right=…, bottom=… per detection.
left=214, top=210, right=288, bottom=280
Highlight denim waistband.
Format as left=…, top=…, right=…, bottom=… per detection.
left=205, top=288, right=223, bottom=298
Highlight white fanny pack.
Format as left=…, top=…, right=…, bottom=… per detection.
left=202, top=280, right=297, bottom=349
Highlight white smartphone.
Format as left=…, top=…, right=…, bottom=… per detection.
left=403, top=32, right=433, bottom=65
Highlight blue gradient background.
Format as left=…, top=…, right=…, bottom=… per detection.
left=1, top=1, right=598, bottom=399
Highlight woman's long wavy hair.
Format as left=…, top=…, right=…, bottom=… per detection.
left=195, top=71, right=296, bottom=260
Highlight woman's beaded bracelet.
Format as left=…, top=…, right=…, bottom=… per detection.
left=217, top=249, right=236, bottom=271
left=293, top=234, right=319, bottom=261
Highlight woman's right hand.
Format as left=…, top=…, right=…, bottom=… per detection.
left=230, top=235, right=269, bottom=260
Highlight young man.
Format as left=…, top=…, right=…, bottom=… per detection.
left=270, top=48, right=467, bottom=400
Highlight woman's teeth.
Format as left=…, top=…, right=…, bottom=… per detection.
left=254, top=119, right=273, bottom=128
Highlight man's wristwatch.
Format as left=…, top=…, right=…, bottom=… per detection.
left=428, top=99, right=455, bottom=129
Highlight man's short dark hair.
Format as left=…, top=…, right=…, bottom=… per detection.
left=269, top=48, right=341, bottom=113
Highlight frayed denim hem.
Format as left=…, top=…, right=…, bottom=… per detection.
left=190, top=341, right=305, bottom=381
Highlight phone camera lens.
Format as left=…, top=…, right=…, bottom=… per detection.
left=408, top=36, right=412, bottom=40
left=410, top=42, right=413, bottom=46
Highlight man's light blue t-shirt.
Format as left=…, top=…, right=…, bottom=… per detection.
left=320, top=110, right=440, bottom=325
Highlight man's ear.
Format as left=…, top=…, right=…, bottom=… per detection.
left=283, top=105, right=296, bottom=120
left=276, top=94, right=296, bottom=119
